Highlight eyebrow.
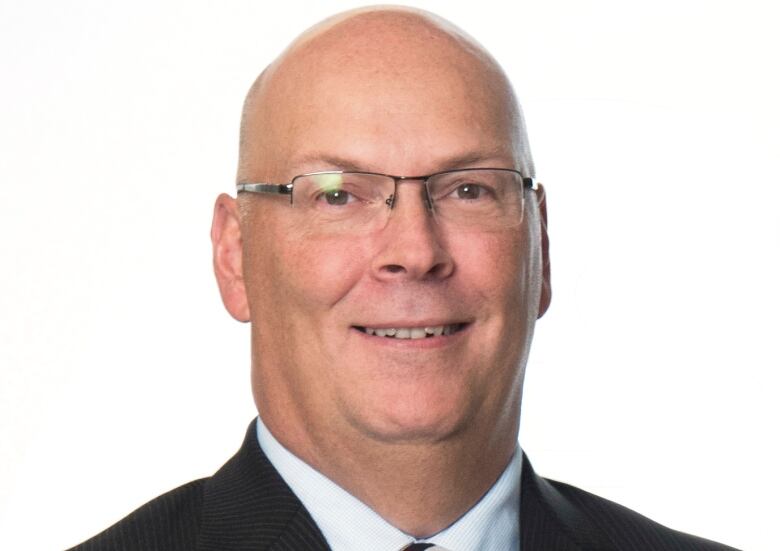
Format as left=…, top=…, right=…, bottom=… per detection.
left=288, top=148, right=514, bottom=175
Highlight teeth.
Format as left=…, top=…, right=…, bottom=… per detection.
left=361, top=324, right=459, bottom=339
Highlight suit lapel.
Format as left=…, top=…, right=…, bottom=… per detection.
left=520, top=453, right=604, bottom=551
left=196, top=420, right=330, bottom=551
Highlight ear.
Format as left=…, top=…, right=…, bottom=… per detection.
left=211, top=193, right=250, bottom=322
left=535, top=183, right=552, bottom=318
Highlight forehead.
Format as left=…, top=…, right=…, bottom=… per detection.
left=241, top=11, right=520, bottom=177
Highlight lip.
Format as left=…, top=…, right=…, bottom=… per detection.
left=353, top=318, right=470, bottom=328
left=350, top=321, right=472, bottom=347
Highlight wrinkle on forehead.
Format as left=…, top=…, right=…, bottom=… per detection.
left=237, top=6, right=534, bottom=184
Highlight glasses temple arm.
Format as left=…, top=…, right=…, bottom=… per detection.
left=236, top=183, right=293, bottom=195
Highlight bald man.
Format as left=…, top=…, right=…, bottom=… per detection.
left=70, top=7, right=736, bottom=551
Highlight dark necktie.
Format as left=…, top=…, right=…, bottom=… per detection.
left=403, top=544, right=436, bottom=550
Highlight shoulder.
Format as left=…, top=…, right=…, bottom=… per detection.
left=67, top=478, right=207, bottom=551
left=66, top=420, right=329, bottom=551
left=521, top=453, right=738, bottom=550
left=545, top=477, right=738, bottom=550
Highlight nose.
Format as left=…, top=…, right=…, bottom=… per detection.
left=370, top=181, right=455, bottom=281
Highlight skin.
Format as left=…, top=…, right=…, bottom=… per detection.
left=211, top=7, right=551, bottom=537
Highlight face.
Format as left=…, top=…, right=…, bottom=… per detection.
left=213, top=20, right=550, bottom=455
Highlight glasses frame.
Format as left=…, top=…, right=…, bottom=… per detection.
left=236, top=168, right=537, bottom=210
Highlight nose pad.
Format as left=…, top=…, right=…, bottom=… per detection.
left=423, top=184, right=433, bottom=211
left=384, top=181, right=434, bottom=211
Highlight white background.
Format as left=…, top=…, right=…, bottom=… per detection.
left=1, top=1, right=777, bottom=549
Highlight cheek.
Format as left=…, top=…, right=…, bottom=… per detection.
left=452, top=227, right=537, bottom=375
left=453, top=229, right=528, bottom=304
left=276, top=232, right=372, bottom=309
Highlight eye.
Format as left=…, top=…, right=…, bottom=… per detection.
left=301, top=172, right=390, bottom=211
left=320, top=189, right=354, bottom=206
left=452, top=182, right=490, bottom=200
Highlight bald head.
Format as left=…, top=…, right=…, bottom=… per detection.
left=237, top=6, right=534, bottom=183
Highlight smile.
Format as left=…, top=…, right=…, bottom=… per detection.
left=354, top=323, right=467, bottom=340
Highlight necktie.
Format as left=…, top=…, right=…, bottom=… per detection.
left=403, top=544, right=448, bottom=550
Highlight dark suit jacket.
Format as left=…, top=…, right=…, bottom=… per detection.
left=69, top=420, right=738, bottom=550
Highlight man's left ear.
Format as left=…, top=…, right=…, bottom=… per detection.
left=535, top=183, right=552, bottom=318
left=211, top=193, right=250, bottom=322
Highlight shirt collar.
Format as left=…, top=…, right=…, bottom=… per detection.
left=255, top=415, right=520, bottom=551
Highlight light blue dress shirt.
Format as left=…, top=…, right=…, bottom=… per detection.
left=255, top=415, right=521, bottom=551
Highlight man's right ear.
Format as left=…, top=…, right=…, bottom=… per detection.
left=211, top=193, right=250, bottom=322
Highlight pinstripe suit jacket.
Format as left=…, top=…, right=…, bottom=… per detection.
left=69, top=420, right=737, bottom=551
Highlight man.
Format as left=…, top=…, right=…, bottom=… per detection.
left=70, top=6, right=736, bottom=551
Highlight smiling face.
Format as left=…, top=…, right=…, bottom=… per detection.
left=214, top=9, right=550, bottom=460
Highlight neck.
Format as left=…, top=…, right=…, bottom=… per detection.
left=262, top=406, right=519, bottom=537
left=334, top=435, right=517, bottom=537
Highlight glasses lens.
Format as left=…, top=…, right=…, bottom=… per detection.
left=427, top=169, right=525, bottom=229
left=292, top=172, right=394, bottom=231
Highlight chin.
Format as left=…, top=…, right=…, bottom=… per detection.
left=344, top=389, right=477, bottom=445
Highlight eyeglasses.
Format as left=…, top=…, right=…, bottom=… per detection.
left=236, top=168, right=536, bottom=233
